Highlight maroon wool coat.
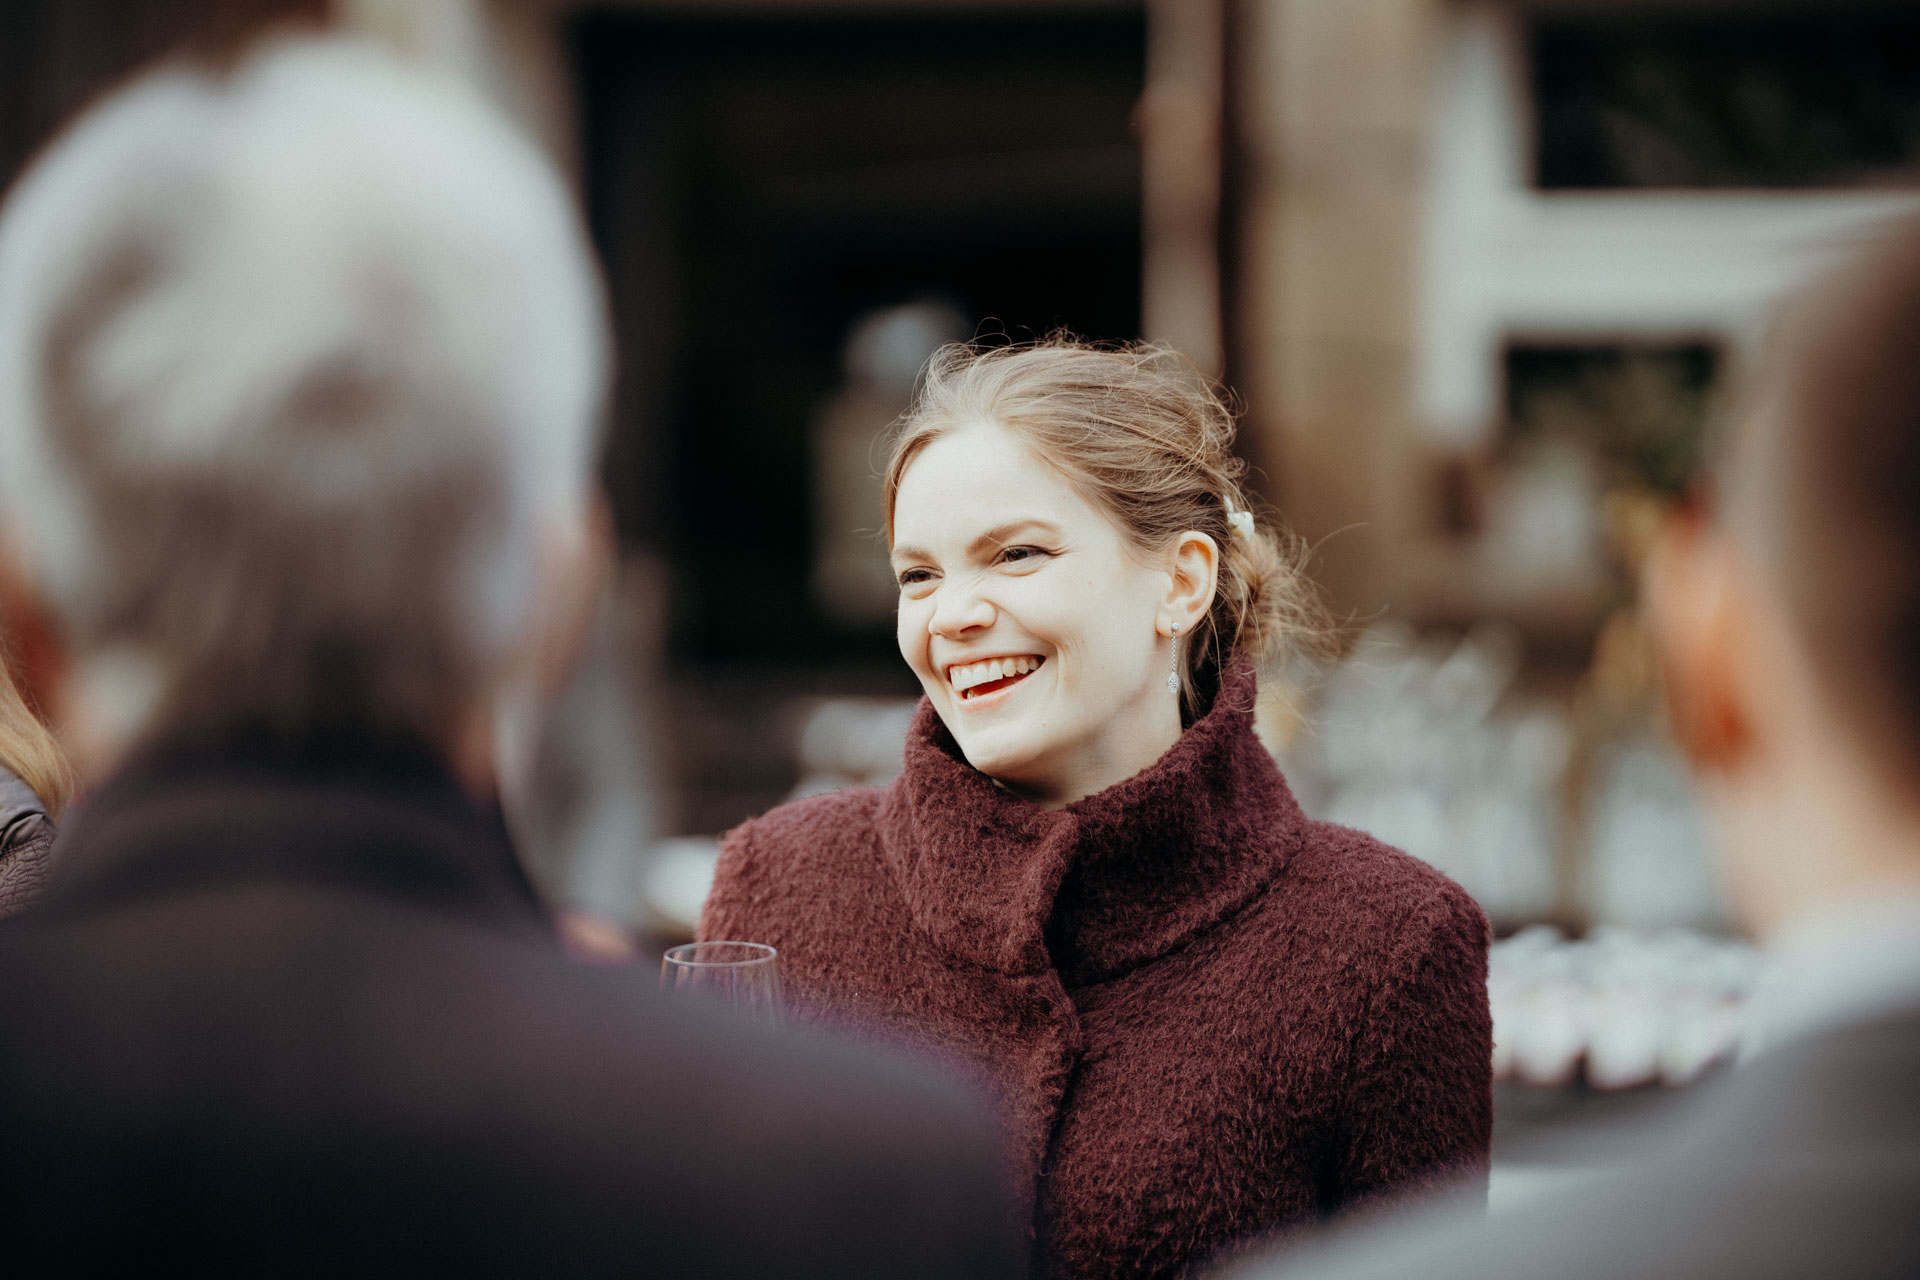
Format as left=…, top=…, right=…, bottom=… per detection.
left=701, top=668, right=1493, bottom=1279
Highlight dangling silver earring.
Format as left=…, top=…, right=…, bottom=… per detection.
left=1166, top=623, right=1181, bottom=694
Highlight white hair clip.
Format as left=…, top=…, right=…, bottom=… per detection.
left=1225, top=504, right=1255, bottom=542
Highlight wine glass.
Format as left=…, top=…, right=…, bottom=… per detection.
left=660, top=941, right=784, bottom=1026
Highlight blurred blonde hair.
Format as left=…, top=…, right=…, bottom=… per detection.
left=0, top=652, right=71, bottom=816
left=884, top=336, right=1329, bottom=719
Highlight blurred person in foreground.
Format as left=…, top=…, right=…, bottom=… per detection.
left=0, top=644, right=71, bottom=916
left=703, top=339, right=1493, bottom=1279
left=1227, top=218, right=1920, bottom=1280
left=0, top=34, right=1018, bottom=1277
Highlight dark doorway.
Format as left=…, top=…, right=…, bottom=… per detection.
left=572, top=5, right=1147, bottom=828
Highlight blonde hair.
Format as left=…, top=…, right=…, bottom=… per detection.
left=884, top=336, right=1328, bottom=719
left=0, top=651, right=72, bottom=817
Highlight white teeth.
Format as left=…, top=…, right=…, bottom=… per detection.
left=947, top=655, right=1044, bottom=695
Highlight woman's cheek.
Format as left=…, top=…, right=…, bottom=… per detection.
left=896, top=598, right=933, bottom=674
left=999, top=575, right=1059, bottom=638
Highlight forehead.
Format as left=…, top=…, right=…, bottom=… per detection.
left=891, top=421, right=1103, bottom=548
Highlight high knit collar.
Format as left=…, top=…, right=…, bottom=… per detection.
left=876, top=661, right=1306, bottom=986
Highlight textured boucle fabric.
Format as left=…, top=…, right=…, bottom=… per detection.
left=701, top=663, right=1492, bottom=1279
left=0, top=765, right=54, bottom=919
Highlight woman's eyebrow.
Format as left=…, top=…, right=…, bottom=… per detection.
left=969, top=519, right=1061, bottom=555
left=891, top=519, right=1063, bottom=566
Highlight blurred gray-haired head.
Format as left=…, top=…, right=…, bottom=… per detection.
left=0, top=35, right=608, bottom=745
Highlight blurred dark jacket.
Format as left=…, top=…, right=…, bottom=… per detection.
left=0, top=725, right=1022, bottom=1278
left=1227, top=1005, right=1920, bottom=1280
left=704, top=662, right=1492, bottom=1279
left=0, top=763, right=55, bottom=918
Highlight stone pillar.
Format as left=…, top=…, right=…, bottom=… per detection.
left=1229, top=0, right=1440, bottom=616
left=1142, top=0, right=1226, bottom=377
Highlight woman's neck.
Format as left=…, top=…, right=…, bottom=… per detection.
left=1001, top=691, right=1187, bottom=809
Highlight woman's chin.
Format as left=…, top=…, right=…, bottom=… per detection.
left=952, top=729, right=1054, bottom=794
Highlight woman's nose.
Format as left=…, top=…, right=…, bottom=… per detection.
left=927, top=581, right=995, bottom=637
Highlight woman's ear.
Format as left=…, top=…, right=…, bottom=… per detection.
left=1644, top=511, right=1751, bottom=773
left=1163, top=531, right=1220, bottom=634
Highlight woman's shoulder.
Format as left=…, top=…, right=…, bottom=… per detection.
left=726, top=785, right=887, bottom=854
left=713, top=785, right=890, bottom=887
left=1278, top=816, right=1487, bottom=948
left=1216, top=818, right=1488, bottom=1020
left=702, top=786, right=895, bottom=943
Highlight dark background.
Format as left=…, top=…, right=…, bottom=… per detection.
left=574, top=8, right=1146, bottom=671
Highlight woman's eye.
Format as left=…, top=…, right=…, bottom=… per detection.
left=997, top=545, right=1052, bottom=567
left=896, top=568, right=935, bottom=589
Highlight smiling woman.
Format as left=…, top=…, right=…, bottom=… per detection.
left=888, top=424, right=1202, bottom=807
left=702, top=337, right=1494, bottom=1279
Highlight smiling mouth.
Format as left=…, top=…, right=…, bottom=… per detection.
left=946, top=654, right=1045, bottom=701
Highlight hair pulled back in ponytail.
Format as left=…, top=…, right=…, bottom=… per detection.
left=884, top=335, right=1328, bottom=720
